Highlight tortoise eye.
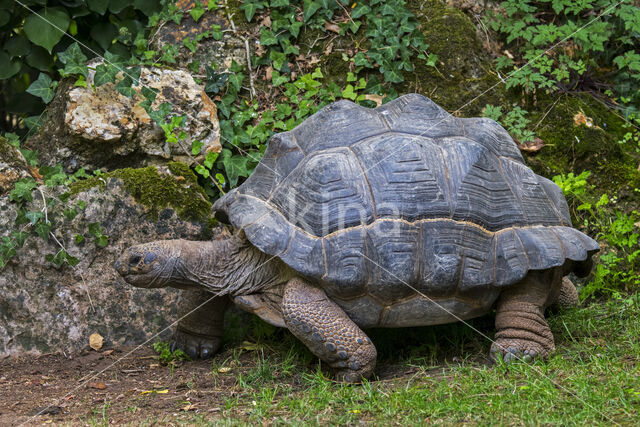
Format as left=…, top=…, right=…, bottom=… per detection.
left=129, top=254, right=142, bottom=266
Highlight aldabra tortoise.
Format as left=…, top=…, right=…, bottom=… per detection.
left=115, top=94, right=598, bottom=382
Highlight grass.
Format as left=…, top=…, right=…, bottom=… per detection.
left=83, top=296, right=640, bottom=425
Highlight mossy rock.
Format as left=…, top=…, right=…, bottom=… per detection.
left=70, top=162, right=212, bottom=222
left=526, top=94, right=640, bottom=209
left=401, top=0, right=507, bottom=115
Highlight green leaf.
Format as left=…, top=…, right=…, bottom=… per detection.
left=303, top=0, right=321, bottom=22
left=75, top=234, right=84, bottom=244
left=95, top=235, right=108, bottom=248
left=11, top=231, right=28, bottom=248
left=90, top=22, right=118, bottom=51
left=221, top=149, right=252, bottom=188
left=191, top=140, right=204, bottom=155
left=260, top=28, right=278, bottom=46
left=87, top=0, right=108, bottom=14
left=94, top=64, right=118, bottom=86
left=26, top=73, right=57, bottom=103
left=195, top=164, right=210, bottom=178
left=240, top=0, right=263, bottom=22
left=35, top=221, right=51, bottom=240
left=58, top=42, right=88, bottom=77
left=211, top=24, right=223, bottom=40
left=190, top=1, right=205, bottom=21
left=204, top=66, right=228, bottom=94
left=25, top=211, right=44, bottom=225
left=5, top=36, right=31, bottom=58
left=0, top=51, right=21, bottom=79
left=350, top=4, right=370, bottom=19
left=204, top=151, right=218, bottom=168
left=23, top=7, right=70, bottom=53
left=115, top=76, right=136, bottom=97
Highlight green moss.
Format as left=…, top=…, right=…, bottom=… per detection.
left=398, top=0, right=507, bottom=115
left=70, top=162, right=212, bottom=221
left=0, top=136, right=24, bottom=166
left=526, top=94, right=640, bottom=207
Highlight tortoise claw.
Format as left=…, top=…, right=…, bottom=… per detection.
left=170, top=328, right=222, bottom=360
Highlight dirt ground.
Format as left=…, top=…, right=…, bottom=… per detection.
left=0, top=343, right=419, bottom=425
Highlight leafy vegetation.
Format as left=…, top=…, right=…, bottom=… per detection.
left=0, top=0, right=163, bottom=134
left=553, top=170, right=639, bottom=299
left=487, top=0, right=640, bottom=114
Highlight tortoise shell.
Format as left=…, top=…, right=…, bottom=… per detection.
left=213, top=94, right=598, bottom=327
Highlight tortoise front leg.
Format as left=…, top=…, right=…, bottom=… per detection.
left=281, top=277, right=377, bottom=382
left=171, top=289, right=231, bottom=359
left=490, top=269, right=560, bottom=362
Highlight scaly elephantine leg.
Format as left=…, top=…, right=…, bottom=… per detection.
left=281, top=278, right=377, bottom=382
left=490, top=269, right=560, bottom=362
left=171, top=289, right=231, bottom=359
left=550, top=276, right=579, bottom=310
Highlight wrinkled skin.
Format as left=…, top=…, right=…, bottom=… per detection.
left=115, top=236, right=580, bottom=382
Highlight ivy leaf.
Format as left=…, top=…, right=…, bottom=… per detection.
left=25, top=211, right=44, bottom=225
left=94, top=64, right=118, bottom=86
left=191, top=140, right=204, bottom=155
left=221, top=149, right=252, bottom=188
left=204, top=66, right=228, bottom=94
left=240, top=0, right=263, bottom=22
left=351, top=4, right=371, bottom=19
left=190, top=1, right=205, bottom=22
left=23, top=8, right=70, bottom=53
left=303, top=0, right=322, bottom=22
left=34, top=222, right=52, bottom=240
left=58, top=42, right=88, bottom=77
left=204, top=151, right=218, bottom=169
left=26, top=73, right=58, bottom=103
left=260, top=28, right=278, bottom=46
left=211, top=24, right=223, bottom=40
left=115, top=76, right=136, bottom=97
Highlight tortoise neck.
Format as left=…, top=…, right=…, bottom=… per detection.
left=173, top=236, right=289, bottom=295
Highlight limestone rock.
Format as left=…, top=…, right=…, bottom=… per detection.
left=0, top=165, right=214, bottom=356
left=26, top=65, right=221, bottom=173
left=0, top=136, right=32, bottom=196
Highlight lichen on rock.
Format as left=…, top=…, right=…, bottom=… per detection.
left=0, top=170, right=214, bottom=356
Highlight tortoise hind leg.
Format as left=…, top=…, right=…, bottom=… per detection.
left=282, top=278, right=377, bottom=382
left=171, top=289, right=231, bottom=359
left=490, top=269, right=560, bottom=362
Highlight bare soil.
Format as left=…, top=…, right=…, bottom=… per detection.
left=0, top=344, right=417, bottom=425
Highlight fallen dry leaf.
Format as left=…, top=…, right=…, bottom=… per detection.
left=140, top=389, right=169, bottom=395
left=325, top=22, right=341, bottom=33
left=324, top=42, right=334, bottom=56
left=218, top=366, right=232, bottom=373
left=180, top=403, right=198, bottom=411
left=260, top=15, right=271, bottom=28
left=89, top=382, right=107, bottom=390
left=265, top=66, right=273, bottom=81
left=89, top=333, right=103, bottom=351
left=102, top=349, right=114, bottom=356
left=518, top=137, right=545, bottom=153
left=364, top=94, right=384, bottom=107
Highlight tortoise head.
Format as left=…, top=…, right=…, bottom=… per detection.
left=114, top=240, right=182, bottom=288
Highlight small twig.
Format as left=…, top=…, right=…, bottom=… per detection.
left=80, top=272, right=95, bottom=313
left=38, top=187, right=48, bottom=224
left=534, top=95, right=562, bottom=130
left=243, top=37, right=256, bottom=99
